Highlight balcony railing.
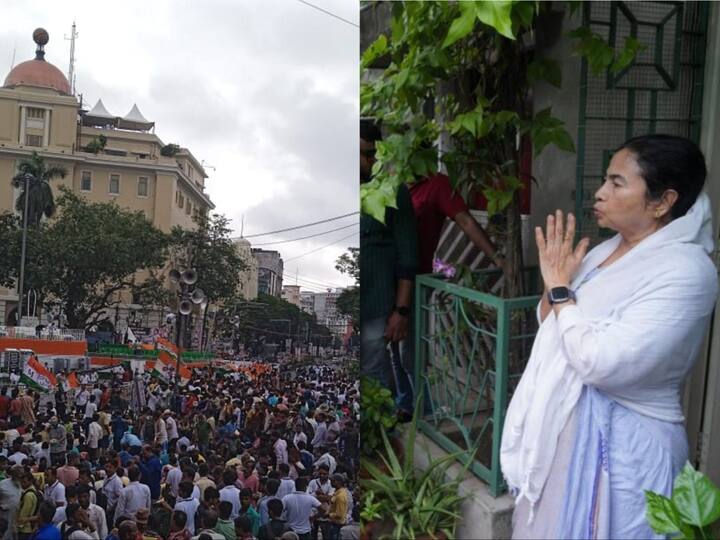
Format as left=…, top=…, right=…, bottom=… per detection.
left=414, top=269, right=540, bottom=496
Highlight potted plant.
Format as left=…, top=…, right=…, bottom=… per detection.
left=360, top=376, right=399, bottom=468
left=361, top=400, right=471, bottom=540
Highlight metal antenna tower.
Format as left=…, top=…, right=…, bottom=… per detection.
left=65, top=21, right=78, bottom=95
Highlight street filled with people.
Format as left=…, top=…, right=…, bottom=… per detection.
left=0, top=360, right=360, bottom=540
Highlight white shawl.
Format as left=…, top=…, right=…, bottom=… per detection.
left=501, top=192, right=718, bottom=511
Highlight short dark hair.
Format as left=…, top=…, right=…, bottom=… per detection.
left=65, top=502, right=81, bottom=522
left=128, top=465, right=141, bottom=482
left=200, top=509, right=218, bottom=529
left=218, top=501, right=232, bottom=519
left=265, top=478, right=280, bottom=496
left=223, top=470, right=237, bottom=486
left=172, top=510, right=187, bottom=528
left=294, top=476, right=309, bottom=492
left=38, top=501, right=56, bottom=523
left=360, top=119, right=382, bottom=143
left=234, top=515, right=252, bottom=533
left=204, top=486, right=219, bottom=501
left=179, top=481, right=193, bottom=498
left=267, top=498, right=284, bottom=518
left=617, top=134, right=706, bottom=219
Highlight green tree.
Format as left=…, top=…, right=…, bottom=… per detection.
left=23, top=188, right=170, bottom=329
left=335, top=247, right=359, bottom=327
left=0, top=213, right=21, bottom=288
left=222, top=293, right=332, bottom=350
left=168, top=212, right=247, bottom=306
left=12, top=152, right=67, bottom=227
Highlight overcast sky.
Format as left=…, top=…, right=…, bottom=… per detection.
left=1, top=0, right=359, bottom=293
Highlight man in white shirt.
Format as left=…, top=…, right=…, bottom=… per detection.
left=174, top=481, right=201, bottom=534
left=7, top=441, right=27, bottom=466
left=114, top=465, right=151, bottom=522
left=102, top=461, right=123, bottom=525
left=273, top=434, right=288, bottom=466
left=282, top=477, right=322, bottom=538
left=87, top=415, right=103, bottom=461
left=306, top=465, right=334, bottom=504
left=75, top=387, right=90, bottom=416
left=78, top=484, right=107, bottom=540
left=43, top=467, right=66, bottom=508
left=164, top=410, right=179, bottom=444
left=276, top=463, right=296, bottom=500
left=218, top=470, right=241, bottom=519
left=165, top=456, right=182, bottom=498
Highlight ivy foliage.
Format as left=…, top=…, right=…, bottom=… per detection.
left=360, top=1, right=645, bottom=229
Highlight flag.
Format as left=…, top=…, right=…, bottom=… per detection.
left=62, top=372, right=79, bottom=391
left=21, top=356, right=57, bottom=392
left=152, top=355, right=192, bottom=385
left=156, top=337, right=178, bottom=359
left=125, top=327, right=138, bottom=345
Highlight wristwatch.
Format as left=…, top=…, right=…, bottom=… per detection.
left=547, top=287, right=576, bottom=305
left=392, top=305, right=411, bottom=317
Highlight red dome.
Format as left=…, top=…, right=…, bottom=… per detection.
left=4, top=59, right=71, bottom=95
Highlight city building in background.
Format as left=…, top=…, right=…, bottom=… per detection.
left=253, top=249, right=284, bottom=297
left=300, top=291, right=315, bottom=315
left=0, top=30, right=214, bottom=328
left=281, top=284, right=301, bottom=307
left=234, top=238, right=259, bottom=300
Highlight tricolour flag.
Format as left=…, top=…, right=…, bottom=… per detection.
left=156, top=337, right=178, bottom=359
left=20, top=356, right=57, bottom=392
left=152, top=355, right=192, bottom=386
left=62, top=372, right=79, bottom=391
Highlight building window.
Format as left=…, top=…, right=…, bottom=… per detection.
left=109, top=174, right=120, bottom=195
left=178, top=193, right=184, bottom=209
left=26, top=108, right=45, bottom=119
left=25, top=134, right=43, bottom=147
left=81, top=171, right=92, bottom=192
left=137, top=176, right=149, bottom=197
left=186, top=201, right=192, bottom=215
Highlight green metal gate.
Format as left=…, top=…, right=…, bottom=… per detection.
left=575, top=1, right=710, bottom=241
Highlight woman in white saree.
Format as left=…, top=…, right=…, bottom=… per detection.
left=502, top=134, right=719, bottom=539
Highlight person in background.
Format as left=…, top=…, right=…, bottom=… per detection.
left=359, top=119, right=418, bottom=418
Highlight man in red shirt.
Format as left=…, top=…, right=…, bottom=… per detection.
left=408, top=173, right=505, bottom=274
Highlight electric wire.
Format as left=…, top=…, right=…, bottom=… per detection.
left=251, top=223, right=358, bottom=246
left=295, top=0, right=359, bottom=28
left=238, top=212, right=358, bottom=239
left=284, top=231, right=358, bottom=262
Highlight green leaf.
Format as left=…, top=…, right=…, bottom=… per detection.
left=442, top=2, right=477, bottom=48
left=474, top=0, right=516, bottom=40
left=672, top=462, right=720, bottom=528
left=645, top=491, right=684, bottom=535
left=611, top=36, right=646, bottom=73
left=527, top=58, right=562, bottom=88
left=361, top=178, right=399, bottom=224
left=513, top=1, right=536, bottom=28
left=361, top=34, right=388, bottom=69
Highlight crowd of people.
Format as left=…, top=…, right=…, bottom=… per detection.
left=0, top=360, right=360, bottom=540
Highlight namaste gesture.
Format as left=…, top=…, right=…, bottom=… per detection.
left=535, top=210, right=590, bottom=290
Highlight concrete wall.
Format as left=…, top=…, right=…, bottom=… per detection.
left=528, top=5, right=583, bottom=265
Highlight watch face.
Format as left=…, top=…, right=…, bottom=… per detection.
left=549, top=287, right=570, bottom=302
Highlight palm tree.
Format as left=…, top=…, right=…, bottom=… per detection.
left=12, top=152, right=66, bottom=227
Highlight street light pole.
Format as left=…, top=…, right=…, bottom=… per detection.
left=17, top=174, right=31, bottom=324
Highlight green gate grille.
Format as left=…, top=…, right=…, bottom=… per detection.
left=575, top=1, right=709, bottom=241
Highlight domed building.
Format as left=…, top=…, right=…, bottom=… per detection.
left=0, top=28, right=215, bottom=328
